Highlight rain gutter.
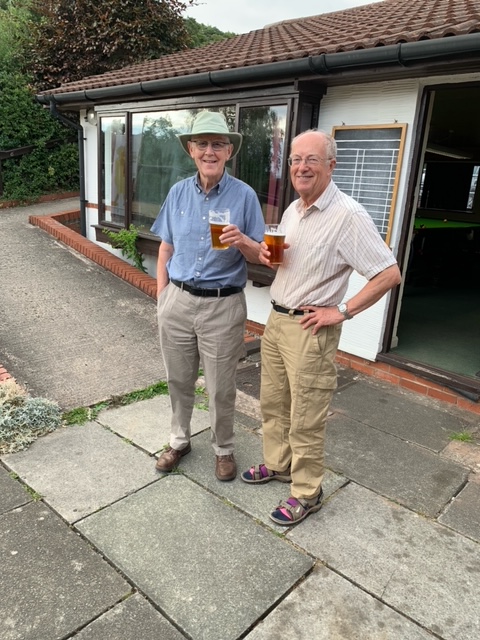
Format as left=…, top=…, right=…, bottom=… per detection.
left=36, top=32, right=480, bottom=107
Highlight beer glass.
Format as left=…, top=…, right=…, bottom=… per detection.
left=209, top=209, right=230, bottom=250
left=264, top=224, right=286, bottom=264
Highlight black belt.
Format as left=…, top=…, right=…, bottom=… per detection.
left=272, top=302, right=304, bottom=316
left=171, top=279, right=243, bottom=298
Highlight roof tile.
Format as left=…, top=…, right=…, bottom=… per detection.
left=44, top=0, right=480, bottom=95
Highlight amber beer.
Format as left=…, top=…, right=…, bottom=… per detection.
left=264, top=224, right=285, bottom=264
left=209, top=209, right=230, bottom=250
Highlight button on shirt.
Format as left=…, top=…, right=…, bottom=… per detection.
left=271, top=180, right=398, bottom=309
left=151, top=171, right=265, bottom=289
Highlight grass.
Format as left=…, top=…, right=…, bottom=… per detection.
left=449, top=430, right=474, bottom=443
left=63, top=380, right=169, bottom=425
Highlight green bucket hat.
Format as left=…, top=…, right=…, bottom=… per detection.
left=177, top=111, right=243, bottom=158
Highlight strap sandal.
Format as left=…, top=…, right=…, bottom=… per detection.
left=241, top=463, right=291, bottom=484
left=269, top=490, right=324, bottom=526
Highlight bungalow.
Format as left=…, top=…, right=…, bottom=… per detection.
left=37, top=0, right=480, bottom=399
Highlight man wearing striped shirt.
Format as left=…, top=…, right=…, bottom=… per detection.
left=242, top=129, right=402, bottom=525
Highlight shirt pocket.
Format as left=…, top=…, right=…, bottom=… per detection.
left=171, top=209, right=194, bottom=238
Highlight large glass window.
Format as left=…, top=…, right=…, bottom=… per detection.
left=99, top=103, right=289, bottom=232
left=101, top=116, right=126, bottom=225
left=237, top=105, right=287, bottom=223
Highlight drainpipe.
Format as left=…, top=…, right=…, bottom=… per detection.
left=47, top=99, right=87, bottom=237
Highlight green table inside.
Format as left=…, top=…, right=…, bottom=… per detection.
left=414, top=217, right=480, bottom=230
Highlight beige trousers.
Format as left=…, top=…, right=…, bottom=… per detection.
left=261, top=309, right=341, bottom=500
left=157, top=283, right=246, bottom=455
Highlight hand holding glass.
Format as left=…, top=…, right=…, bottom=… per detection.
left=209, top=209, right=230, bottom=250
left=264, top=224, right=285, bottom=264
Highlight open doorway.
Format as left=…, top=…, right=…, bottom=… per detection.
left=392, top=85, right=480, bottom=395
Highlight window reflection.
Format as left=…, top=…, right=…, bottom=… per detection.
left=100, top=105, right=287, bottom=232
left=237, top=105, right=287, bottom=223
left=131, top=107, right=235, bottom=232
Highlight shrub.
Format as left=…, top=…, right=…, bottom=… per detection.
left=0, top=380, right=62, bottom=453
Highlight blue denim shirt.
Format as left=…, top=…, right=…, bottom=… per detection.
left=150, top=171, right=264, bottom=288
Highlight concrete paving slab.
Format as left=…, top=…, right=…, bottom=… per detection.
left=245, top=564, right=433, bottom=640
left=2, top=422, right=158, bottom=522
left=179, top=426, right=347, bottom=530
left=75, top=593, right=185, bottom=640
left=0, top=501, right=130, bottom=640
left=0, top=465, right=31, bottom=515
left=96, top=395, right=211, bottom=454
left=77, top=476, right=313, bottom=640
left=0, top=203, right=164, bottom=410
left=331, top=380, right=463, bottom=451
left=438, top=481, right=480, bottom=542
left=326, top=413, right=468, bottom=516
left=289, top=483, right=480, bottom=640
left=441, top=440, right=480, bottom=472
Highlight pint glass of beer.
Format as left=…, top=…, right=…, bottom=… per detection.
left=264, top=224, right=286, bottom=264
left=209, top=209, right=230, bottom=250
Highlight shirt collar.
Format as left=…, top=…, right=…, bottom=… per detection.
left=193, top=170, right=230, bottom=194
left=295, top=180, right=337, bottom=217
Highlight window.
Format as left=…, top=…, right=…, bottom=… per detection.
left=101, top=116, right=126, bottom=225
left=419, top=161, right=480, bottom=214
left=99, top=103, right=290, bottom=233
left=237, top=105, right=288, bottom=223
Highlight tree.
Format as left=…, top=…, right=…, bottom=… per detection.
left=0, top=0, right=32, bottom=73
left=25, top=0, right=195, bottom=91
left=184, top=17, right=236, bottom=48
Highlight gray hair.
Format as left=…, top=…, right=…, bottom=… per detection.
left=291, top=129, right=337, bottom=160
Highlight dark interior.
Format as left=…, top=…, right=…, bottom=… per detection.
left=393, top=85, right=480, bottom=394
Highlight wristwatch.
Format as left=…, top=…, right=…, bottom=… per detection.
left=337, top=302, right=353, bottom=320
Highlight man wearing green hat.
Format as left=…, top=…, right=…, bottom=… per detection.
left=151, top=110, right=264, bottom=481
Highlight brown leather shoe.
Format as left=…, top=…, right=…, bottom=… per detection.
left=215, top=453, right=237, bottom=481
left=155, top=443, right=191, bottom=472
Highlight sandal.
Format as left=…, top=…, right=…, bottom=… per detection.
left=269, top=490, right=323, bottom=526
left=241, top=463, right=291, bottom=484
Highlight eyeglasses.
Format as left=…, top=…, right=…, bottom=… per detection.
left=287, top=156, right=330, bottom=167
left=191, top=140, right=231, bottom=151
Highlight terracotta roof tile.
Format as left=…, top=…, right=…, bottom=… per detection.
left=44, top=0, right=480, bottom=95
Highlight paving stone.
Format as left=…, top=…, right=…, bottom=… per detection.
left=77, top=476, right=313, bottom=640
left=289, top=483, right=480, bottom=640
left=441, top=440, right=480, bottom=473
left=331, top=380, right=465, bottom=451
left=326, top=413, right=468, bottom=516
left=2, top=422, right=158, bottom=522
left=75, top=593, right=184, bottom=640
left=96, top=395, right=211, bottom=454
left=179, top=426, right=347, bottom=530
left=0, top=501, right=130, bottom=640
left=245, top=564, right=433, bottom=640
left=0, top=465, right=31, bottom=515
left=438, top=481, right=480, bottom=542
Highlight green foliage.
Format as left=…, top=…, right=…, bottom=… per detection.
left=449, top=430, right=474, bottom=443
left=25, top=0, right=194, bottom=91
left=0, top=380, right=62, bottom=453
left=184, top=17, right=236, bottom=48
left=0, top=71, right=79, bottom=201
left=103, top=224, right=147, bottom=273
left=63, top=381, right=169, bottom=425
left=0, top=0, right=32, bottom=73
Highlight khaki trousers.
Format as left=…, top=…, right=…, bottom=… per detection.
left=157, top=283, right=246, bottom=455
left=261, top=309, right=341, bottom=500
